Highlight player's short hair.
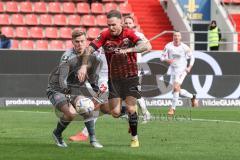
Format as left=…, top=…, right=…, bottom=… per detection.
left=107, top=10, right=122, bottom=19
left=72, top=29, right=86, bottom=39
left=124, top=15, right=134, bottom=22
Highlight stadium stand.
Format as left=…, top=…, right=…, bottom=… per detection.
left=91, top=3, right=105, bottom=14
left=222, top=0, right=240, bottom=50
left=1, top=27, right=14, bottom=38
left=34, top=2, right=47, bottom=13
left=0, top=14, right=10, bottom=25
left=36, top=40, right=48, bottom=50
left=0, top=0, right=173, bottom=50
left=20, top=2, right=33, bottom=13
left=0, top=2, right=4, bottom=12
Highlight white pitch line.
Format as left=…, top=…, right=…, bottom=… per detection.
left=3, top=110, right=240, bottom=124
left=191, top=118, right=240, bottom=124
left=2, top=110, right=51, bottom=114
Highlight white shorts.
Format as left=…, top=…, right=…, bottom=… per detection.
left=169, top=66, right=187, bottom=85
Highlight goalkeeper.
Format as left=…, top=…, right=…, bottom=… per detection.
left=46, top=29, right=104, bottom=148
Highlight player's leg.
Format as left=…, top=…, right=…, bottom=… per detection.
left=125, top=96, right=139, bottom=147
left=124, top=76, right=141, bottom=147
left=69, top=103, right=111, bottom=142
left=177, top=71, right=198, bottom=107
left=168, top=70, right=186, bottom=115
left=137, top=97, right=151, bottom=123
left=48, top=91, right=76, bottom=147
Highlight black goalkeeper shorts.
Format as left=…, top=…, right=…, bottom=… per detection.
left=108, top=76, right=141, bottom=100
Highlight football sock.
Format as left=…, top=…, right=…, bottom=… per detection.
left=180, top=89, right=193, bottom=98
left=172, top=92, right=179, bottom=110
left=54, top=118, right=70, bottom=136
left=128, top=112, right=138, bottom=136
left=120, top=105, right=127, bottom=116
left=84, top=120, right=96, bottom=142
left=137, top=98, right=147, bottom=114
left=81, top=118, right=98, bottom=136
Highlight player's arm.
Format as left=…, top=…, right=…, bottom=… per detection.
left=118, top=40, right=149, bottom=54
left=87, top=55, right=103, bottom=93
left=160, top=46, right=175, bottom=64
left=78, top=32, right=106, bottom=82
left=140, top=34, right=152, bottom=53
left=77, top=46, right=96, bottom=82
left=185, top=46, right=195, bottom=73
left=58, top=59, right=71, bottom=94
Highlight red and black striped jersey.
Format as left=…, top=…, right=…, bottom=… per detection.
left=90, top=28, right=141, bottom=79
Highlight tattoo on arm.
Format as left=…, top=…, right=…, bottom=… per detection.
left=132, top=40, right=149, bottom=53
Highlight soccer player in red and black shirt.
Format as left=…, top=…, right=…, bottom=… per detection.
left=78, top=10, right=149, bottom=147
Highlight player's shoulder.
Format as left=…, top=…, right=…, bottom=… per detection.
left=165, top=42, right=173, bottom=48
left=123, top=27, right=136, bottom=35
left=61, top=48, right=76, bottom=62
left=180, top=42, right=190, bottom=50
left=135, top=31, right=147, bottom=40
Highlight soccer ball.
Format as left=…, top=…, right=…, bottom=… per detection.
left=74, top=96, right=95, bottom=115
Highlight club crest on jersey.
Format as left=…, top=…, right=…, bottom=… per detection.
left=62, top=55, right=69, bottom=63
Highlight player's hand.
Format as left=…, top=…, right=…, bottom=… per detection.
left=78, top=65, right=87, bottom=82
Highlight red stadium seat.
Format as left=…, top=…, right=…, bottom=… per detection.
left=87, top=27, right=101, bottom=39
left=59, top=27, right=72, bottom=39
left=0, top=2, right=4, bottom=12
left=91, top=3, right=105, bottom=14
left=96, top=15, right=107, bottom=26
left=119, top=3, right=132, bottom=14
left=66, top=40, right=73, bottom=49
left=48, top=2, right=62, bottom=13
left=82, top=15, right=95, bottom=26
left=50, top=40, right=64, bottom=50
left=20, top=2, right=33, bottom=13
left=63, top=2, right=75, bottom=13
left=11, top=40, right=19, bottom=49
left=77, top=3, right=90, bottom=14
left=34, top=2, right=47, bottom=13
left=1, top=27, right=14, bottom=38
left=0, top=14, right=10, bottom=25
left=45, top=27, right=58, bottom=38
left=21, top=40, right=34, bottom=49
left=53, top=15, right=67, bottom=26
left=25, top=14, right=38, bottom=25
left=68, top=15, right=81, bottom=26
left=36, top=40, right=48, bottom=50
left=30, top=27, right=43, bottom=38
left=11, top=14, right=24, bottom=25
left=39, top=14, right=52, bottom=25
left=15, top=27, right=28, bottom=38
left=105, top=3, right=118, bottom=13
left=6, top=2, right=18, bottom=13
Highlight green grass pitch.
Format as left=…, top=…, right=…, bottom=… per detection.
left=1, top=106, right=240, bottom=160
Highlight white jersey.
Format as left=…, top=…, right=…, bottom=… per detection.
left=161, top=42, right=195, bottom=84
left=162, top=42, right=192, bottom=69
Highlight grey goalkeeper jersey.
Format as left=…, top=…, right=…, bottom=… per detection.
left=47, top=48, right=102, bottom=93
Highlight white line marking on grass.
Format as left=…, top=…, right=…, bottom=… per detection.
left=191, top=118, right=240, bottom=124
left=3, top=110, right=51, bottom=114
left=3, top=111, right=240, bottom=124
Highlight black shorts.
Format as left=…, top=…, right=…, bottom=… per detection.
left=108, top=76, right=141, bottom=99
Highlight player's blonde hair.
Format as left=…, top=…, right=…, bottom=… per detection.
left=72, top=29, right=86, bottom=40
